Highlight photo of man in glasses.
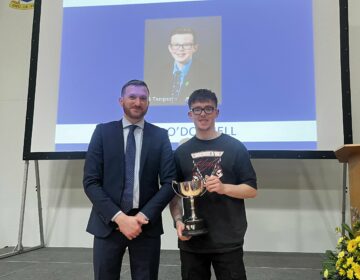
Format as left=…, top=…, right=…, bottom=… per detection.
left=144, top=19, right=221, bottom=106
left=167, top=27, right=199, bottom=103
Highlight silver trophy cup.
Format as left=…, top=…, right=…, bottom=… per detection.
left=172, top=180, right=208, bottom=236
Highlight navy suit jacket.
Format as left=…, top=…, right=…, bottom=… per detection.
left=83, top=120, right=176, bottom=238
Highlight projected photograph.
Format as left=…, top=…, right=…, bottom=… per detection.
left=144, top=17, right=222, bottom=106
left=28, top=0, right=334, bottom=158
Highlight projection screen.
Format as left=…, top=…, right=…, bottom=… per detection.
left=23, top=0, right=353, bottom=160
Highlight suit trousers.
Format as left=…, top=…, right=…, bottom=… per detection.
left=93, top=230, right=161, bottom=280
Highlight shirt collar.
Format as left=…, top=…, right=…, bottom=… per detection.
left=173, top=59, right=192, bottom=76
left=122, top=117, right=145, bottom=129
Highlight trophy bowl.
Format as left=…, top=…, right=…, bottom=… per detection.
left=172, top=180, right=208, bottom=236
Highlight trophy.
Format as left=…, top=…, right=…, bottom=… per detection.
left=172, top=180, right=208, bottom=236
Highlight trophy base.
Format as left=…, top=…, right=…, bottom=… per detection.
left=183, top=228, right=208, bottom=236
left=183, top=219, right=208, bottom=236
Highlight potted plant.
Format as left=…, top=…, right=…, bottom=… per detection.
left=322, top=209, right=360, bottom=279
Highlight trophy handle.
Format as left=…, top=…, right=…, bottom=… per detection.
left=199, top=179, right=207, bottom=197
left=172, top=180, right=185, bottom=198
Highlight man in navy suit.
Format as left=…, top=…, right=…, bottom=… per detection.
left=83, top=79, right=176, bottom=280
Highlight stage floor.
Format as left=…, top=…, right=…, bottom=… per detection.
left=0, top=247, right=323, bottom=279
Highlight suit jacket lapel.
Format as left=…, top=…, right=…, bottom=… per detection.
left=115, top=120, right=125, bottom=186
left=115, top=120, right=125, bottom=155
left=139, top=121, right=150, bottom=180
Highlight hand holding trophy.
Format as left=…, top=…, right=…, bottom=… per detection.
left=172, top=179, right=208, bottom=236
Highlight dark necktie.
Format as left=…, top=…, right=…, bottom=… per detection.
left=171, top=71, right=182, bottom=99
left=121, top=125, right=137, bottom=213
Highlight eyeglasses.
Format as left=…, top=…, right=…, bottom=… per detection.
left=190, top=106, right=216, bottom=115
left=170, top=43, right=194, bottom=50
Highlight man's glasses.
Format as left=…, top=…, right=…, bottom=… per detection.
left=170, top=43, right=194, bottom=50
left=190, top=106, right=216, bottom=115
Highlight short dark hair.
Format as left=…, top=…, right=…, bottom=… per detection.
left=121, top=79, right=150, bottom=97
left=170, top=27, right=197, bottom=44
left=188, top=89, right=218, bottom=108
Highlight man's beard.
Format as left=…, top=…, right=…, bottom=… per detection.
left=123, top=106, right=148, bottom=121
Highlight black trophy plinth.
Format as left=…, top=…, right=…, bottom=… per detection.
left=183, top=218, right=208, bottom=236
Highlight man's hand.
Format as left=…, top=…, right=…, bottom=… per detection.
left=175, top=221, right=191, bottom=241
left=135, top=212, right=149, bottom=226
left=205, top=175, right=225, bottom=194
left=115, top=212, right=147, bottom=240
